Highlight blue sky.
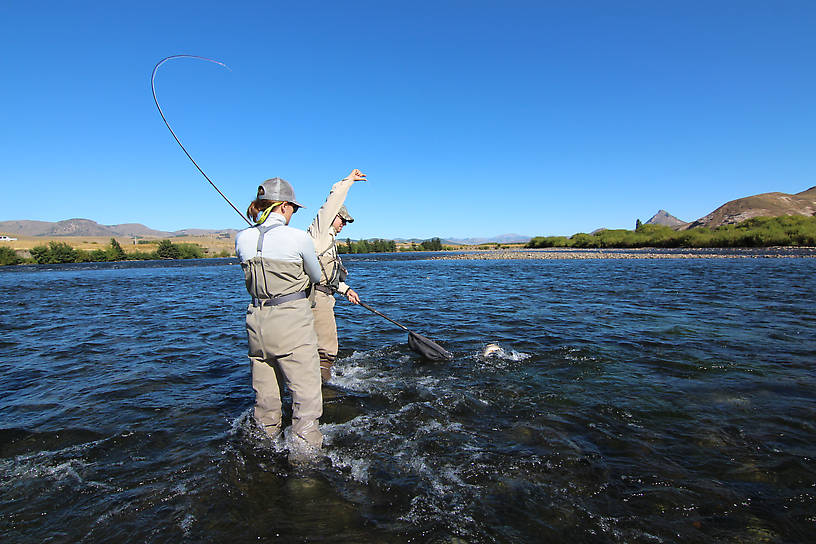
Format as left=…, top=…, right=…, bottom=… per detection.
left=1, top=1, right=814, bottom=239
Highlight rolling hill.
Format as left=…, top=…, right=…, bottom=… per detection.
left=683, top=186, right=816, bottom=230
left=0, top=218, right=237, bottom=239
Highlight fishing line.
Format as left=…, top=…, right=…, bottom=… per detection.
left=151, top=55, right=251, bottom=225
left=152, top=58, right=452, bottom=358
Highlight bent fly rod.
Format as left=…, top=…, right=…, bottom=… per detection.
left=153, top=56, right=453, bottom=360
left=151, top=55, right=251, bottom=226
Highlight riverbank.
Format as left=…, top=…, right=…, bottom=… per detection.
left=0, top=235, right=235, bottom=265
left=431, top=248, right=816, bottom=260
left=0, top=234, right=235, bottom=255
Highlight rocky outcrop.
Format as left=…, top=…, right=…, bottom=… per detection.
left=645, top=210, right=688, bottom=229
left=49, top=219, right=118, bottom=236
left=684, top=186, right=816, bottom=230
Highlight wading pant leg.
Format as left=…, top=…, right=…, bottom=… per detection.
left=312, top=290, right=338, bottom=382
left=247, top=299, right=323, bottom=447
left=275, top=341, right=323, bottom=447
left=249, top=355, right=283, bottom=438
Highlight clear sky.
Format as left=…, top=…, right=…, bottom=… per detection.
left=1, top=1, right=814, bottom=239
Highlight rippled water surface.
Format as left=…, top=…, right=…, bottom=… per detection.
left=1, top=253, right=815, bottom=543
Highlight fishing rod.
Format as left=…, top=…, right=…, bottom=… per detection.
left=151, top=55, right=251, bottom=226
left=153, top=56, right=453, bottom=360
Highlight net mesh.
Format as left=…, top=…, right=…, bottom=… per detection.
left=408, top=331, right=453, bottom=361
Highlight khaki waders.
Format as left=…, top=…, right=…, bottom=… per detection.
left=246, top=297, right=323, bottom=447
left=312, top=289, right=339, bottom=382
left=241, top=224, right=323, bottom=448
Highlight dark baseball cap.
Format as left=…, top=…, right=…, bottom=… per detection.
left=338, top=205, right=354, bottom=223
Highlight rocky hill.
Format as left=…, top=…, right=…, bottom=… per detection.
left=0, top=218, right=236, bottom=239
left=645, top=210, right=688, bottom=228
left=683, top=186, right=816, bottom=230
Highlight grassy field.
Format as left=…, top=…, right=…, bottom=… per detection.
left=2, top=235, right=236, bottom=257
left=2, top=236, right=528, bottom=257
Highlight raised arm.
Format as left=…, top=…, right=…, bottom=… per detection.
left=307, top=169, right=367, bottom=247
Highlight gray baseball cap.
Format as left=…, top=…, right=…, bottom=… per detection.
left=257, top=177, right=305, bottom=208
left=338, top=205, right=354, bottom=223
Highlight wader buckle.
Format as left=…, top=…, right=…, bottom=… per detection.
left=313, top=284, right=335, bottom=295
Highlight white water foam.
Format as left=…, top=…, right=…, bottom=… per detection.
left=228, top=408, right=326, bottom=465
left=472, top=344, right=531, bottom=371
left=0, top=438, right=112, bottom=493
left=329, top=349, right=405, bottom=392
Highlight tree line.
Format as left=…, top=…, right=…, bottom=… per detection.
left=0, top=238, right=213, bottom=266
left=336, top=237, right=445, bottom=253
left=527, top=215, right=816, bottom=249
left=1, top=234, right=456, bottom=266
left=337, top=238, right=397, bottom=254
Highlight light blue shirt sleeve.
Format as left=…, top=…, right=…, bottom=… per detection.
left=300, top=232, right=322, bottom=283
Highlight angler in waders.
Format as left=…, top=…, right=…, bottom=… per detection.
left=235, top=177, right=324, bottom=448
left=307, top=169, right=367, bottom=382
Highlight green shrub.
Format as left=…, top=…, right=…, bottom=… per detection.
left=30, top=242, right=79, bottom=264
left=49, top=242, right=78, bottom=263
left=176, top=243, right=204, bottom=259
left=107, top=238, right=127, bottom=261
left=153, top=240, right=206, bottom=259
left=30, top=245, right=50, bottom=263
left=570, top=233, right=600, bottom=248
left=420, top=237, right=443, bottom=251
left=527, top=236, right=569, bottom=248
left=128, top=250, right=158, bottom=260
left=74, top=249, right=93, bottom=263
left=0, top=246, right=21, bottom=266
left=527, top=215, right=816, bottom=249
left=156, top=240, right=181, bottom=259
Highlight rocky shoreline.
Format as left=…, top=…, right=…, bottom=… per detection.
left=431, top=248, right=816, bottom=260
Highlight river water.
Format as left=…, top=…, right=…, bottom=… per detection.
left=1, top=251, right=814, bottom=543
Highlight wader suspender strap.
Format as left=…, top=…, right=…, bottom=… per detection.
left=254, top=223, right=283, bottom=303
left=255, top=223, right=281, bottom=254
left=251, top=222, right=308, bottom=306
left=316, top=237, right=341, bottom=293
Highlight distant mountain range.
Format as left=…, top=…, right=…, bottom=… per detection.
left=443, top=233, right=532, bottom=245
left=390, top=234, right=532, bottom=245
left=0, top=218, right=532, bottom=245
left=2, top=186, right=814, bottom=240
left=0, top=218, right=238, bottom=239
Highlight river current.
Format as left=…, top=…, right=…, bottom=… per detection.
left=1, top=251, right=814, bottom=543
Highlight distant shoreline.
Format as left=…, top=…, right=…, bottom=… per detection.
left=431, top=248, right=816, bottom=260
